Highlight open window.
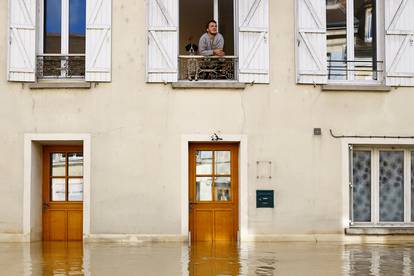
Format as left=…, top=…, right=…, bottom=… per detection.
left=147, top=0, right=270, bottom=84
left=178, top=0, right=236, bottom=81
left=38, top=0, right=86, bottom=79
left=296, top=0, right=414, bottom=87
left=7, top=0, right=112, bottom=83
left=326, top=0, right=383, bottom=83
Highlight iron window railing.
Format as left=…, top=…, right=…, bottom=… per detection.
left=36, top=54, right=85, bottom=79
left=327, top=59, right=384, bottom=80
left=179, top=55, right=238, bottom=81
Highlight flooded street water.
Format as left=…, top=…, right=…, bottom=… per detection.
left=1, top=241, right=414, bottom=275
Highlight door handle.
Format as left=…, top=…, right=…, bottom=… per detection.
left=43, top=203, right=50, bottom=210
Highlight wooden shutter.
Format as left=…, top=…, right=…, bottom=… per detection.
left=7, top=0, right=36, bottom=82
left=296, top=0, right=327, bottom=84
left=147, top=0, right=178, bottom=83
left=385, top=0, right=414, bottom=86
left=238, top=0, right=270, bottom=84
left=86, top=0, right=112, bottom=82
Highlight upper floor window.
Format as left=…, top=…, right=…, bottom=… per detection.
left=178, top=0, right=236, bottom=81
left=326, top=0, right=382, bottom=82
left=7, top=0, right=112, bottom=83
left=296, top=0, right=414, bottom=87
left=147, top=0, right=270, bottom=84
left=39, top=0, right=86, bottom=79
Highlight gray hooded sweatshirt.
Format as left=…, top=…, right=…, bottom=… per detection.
left=198, top=33, right=224, bottom=56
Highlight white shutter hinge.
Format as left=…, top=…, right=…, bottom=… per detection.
left=349, top=182, right=353, bottom=188
left=348, top=145, right=353, bottom=151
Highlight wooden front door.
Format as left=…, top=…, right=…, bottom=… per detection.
left=189, top=143, right=239, bottom=242
left=43, top=146, right=84, bottom=241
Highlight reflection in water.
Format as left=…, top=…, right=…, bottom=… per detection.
left=2, top=242, right=414, bottom=275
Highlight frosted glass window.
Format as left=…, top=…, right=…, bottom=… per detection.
left=379, top=151, right=404, bottom=222
left=352, top=151, right=371, bottom=222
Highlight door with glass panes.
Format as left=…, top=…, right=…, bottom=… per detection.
left=189, top=143, right=238, bottom=242
left=43, top=146, right=84, bottom=241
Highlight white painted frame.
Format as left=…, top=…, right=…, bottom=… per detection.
left=180, top=134, right=248, bottom=241
left=342, top=138, right=414, bottom=229
left=23, top=133, right=91, bottom=241
left=38, top=0, right=73, bottom=56
left=328, top=0, right=385, bottom=85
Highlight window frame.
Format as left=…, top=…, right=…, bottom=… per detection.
left=327, top=0, right=385, bottom=85
left=37, top=0, right=86, bottom=80
left=177, top=0, right=239, bottom=82
left=351, top=146, right=414, bottom=227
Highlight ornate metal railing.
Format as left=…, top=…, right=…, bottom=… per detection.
left=179, top=55, right=237, bottom=81
left=36, top=54, right=85, bottom=79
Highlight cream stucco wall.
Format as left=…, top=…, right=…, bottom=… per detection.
left=1, top=0, right=414, bottom=240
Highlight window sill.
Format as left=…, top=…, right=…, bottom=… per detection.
left=322, top=84, right=392, bottom=92
left=29, top=81, right=91, bottom=90
left=171, top=81, right=246, bottom=90
left=346, top=227, right=414, bottom=235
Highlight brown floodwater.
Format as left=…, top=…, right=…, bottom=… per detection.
left=1, top=241, right=414, bottom=275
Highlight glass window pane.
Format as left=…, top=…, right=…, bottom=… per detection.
left=352, top=150, right=371, bottom=222
left=215, top=177, right=231, bottom=201
left=411, top=152, right=414, bottom=222
left=51, top=153, right=66, bottom=176
left=196, top=151, right=213, bottom=175
left=379, top=151, right=404, bottom=222
left=326, top=0, right=347, bottom=80
left=69, top=178, right=83, bottom=201
left=44, top=0, right=62, bottom=54
left=215, top=151, right=231, bottom=175
left=68, top=153, right=83, bottom=176
left=354, top=0, right=377, bottom=80
left=51, top=178, right=66, bottom=201
left=69, top=0, right=86, bottom=54
left=218, top=0, right=234, bottom=55
left=196, top=177, right=212, bottom=201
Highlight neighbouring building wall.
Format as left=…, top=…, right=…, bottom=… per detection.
left=1, top=0, right=414, bottom=238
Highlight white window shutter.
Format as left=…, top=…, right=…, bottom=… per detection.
left=385, top=0, right=414, bottom=87
left=86, top=0, right=112, bottom=82
left=7, top=0, right=36, bottom=82
left=296, top=0, right=327, bottom=84
left=238, top=0, right=269, bottom=84
left=147, top=0, right=178, bottom=83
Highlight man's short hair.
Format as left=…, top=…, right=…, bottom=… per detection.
left=206, top=20, right=217, bottom=29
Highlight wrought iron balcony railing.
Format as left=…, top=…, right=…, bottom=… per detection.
left=179, top=55, right=238, bottom=81
left=327, top=59, right=384, bottom=80
left=36, top=54, right=85, bottom=79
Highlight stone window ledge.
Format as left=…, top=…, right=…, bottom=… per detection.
left=322, top=84, right=392, bottom=92
left=171, top=81, right=246, bottom=90
left=346, top=227, right=414, bottom=235
left=29, top=81, right=91, bottom=90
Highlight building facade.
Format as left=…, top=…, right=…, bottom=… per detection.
left=1, top=0, right=414, bottom=242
